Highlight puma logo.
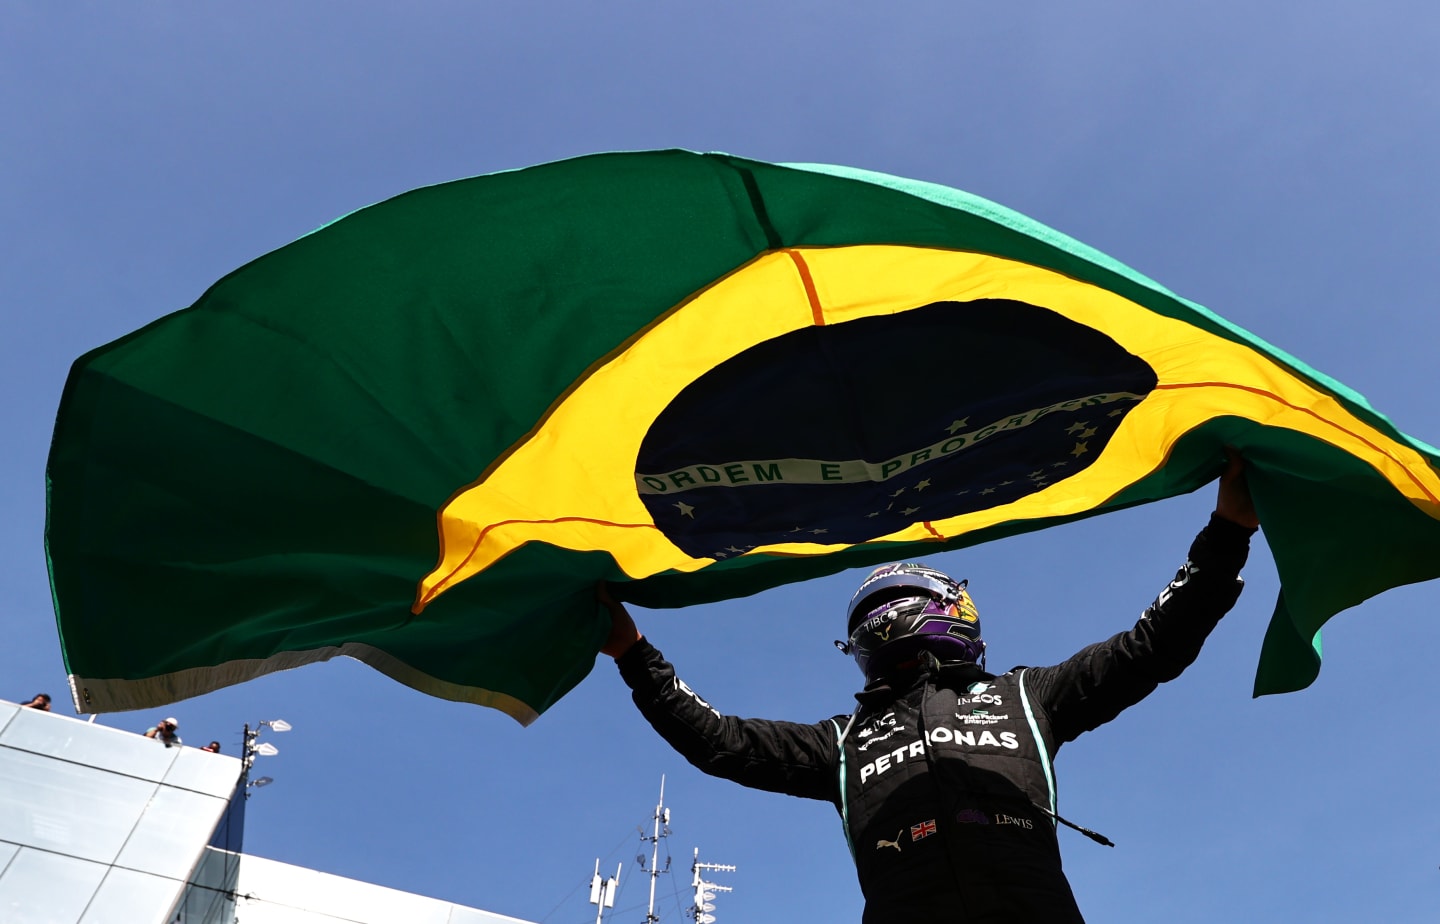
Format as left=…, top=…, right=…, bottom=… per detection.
left=875, top=830, right=903, bottom=852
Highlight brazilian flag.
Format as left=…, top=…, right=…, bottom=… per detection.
left=46, top=150, right=1440, bottom=722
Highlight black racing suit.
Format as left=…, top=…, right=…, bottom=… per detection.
left=616, top=514, right=1254, bottom=922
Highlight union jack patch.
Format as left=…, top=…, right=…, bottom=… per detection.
left=910, top=819, right=937, bottom=841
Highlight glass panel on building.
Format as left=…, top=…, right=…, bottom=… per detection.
left=1, top=708, right=179, bottom=782
left=0, top=847, right=107, bottom=924
left=115, top=785, right=230, bottom=880
left=0, top=701, right=19, bottom=737
left=0, top=748, right=156, bottom=863
left=173, top=846, right=239, bottom=924
left=80, top=867, right=185, bottom=924
left=164, top=747, right=244, bottom=798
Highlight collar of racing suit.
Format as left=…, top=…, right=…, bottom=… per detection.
left=852, top=650, right=991, bottom=708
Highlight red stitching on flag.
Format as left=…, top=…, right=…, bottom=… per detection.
left=785, top=250, right=825, bottom=327
left=1155, top=381, right=1439, bottom=504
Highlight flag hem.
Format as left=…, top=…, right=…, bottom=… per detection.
left=67, top=642, right=541, bottom=726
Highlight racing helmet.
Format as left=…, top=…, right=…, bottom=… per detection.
left=837, top=563, right=983, bottom=680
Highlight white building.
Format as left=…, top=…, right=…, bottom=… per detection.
left=0, top=699, right=535, bottom=924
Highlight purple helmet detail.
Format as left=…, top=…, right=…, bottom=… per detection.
left=840, top=563, right=983, bottom=680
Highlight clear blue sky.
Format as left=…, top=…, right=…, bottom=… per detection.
left=5, top=4, right=1439, bottom=921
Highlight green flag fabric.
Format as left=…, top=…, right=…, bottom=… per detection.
left=46, top=150, right=1440, bottom=722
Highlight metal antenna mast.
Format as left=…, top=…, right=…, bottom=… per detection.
left=587, top=776, right=732, bottom=922
left=689, top=848, right=736, bottom=923
left=637, top=775, right=671, bottom=923
left=588, top=857, right=622, bottom=924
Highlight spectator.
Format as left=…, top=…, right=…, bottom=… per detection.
left=144, top=717, right=182, bottom=747
left=201, top=741, right=221, bottom=753
left=20, top=694, right=51, bottom=711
